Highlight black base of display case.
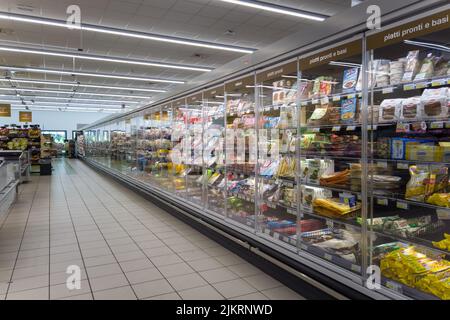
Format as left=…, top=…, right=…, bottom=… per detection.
left=83, top=158, right=376, bottom=300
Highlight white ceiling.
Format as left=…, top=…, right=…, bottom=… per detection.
left=0, top=0, right=352, bottom=113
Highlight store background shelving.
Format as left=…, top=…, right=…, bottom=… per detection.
left=82, top=7, right=450, bottom=300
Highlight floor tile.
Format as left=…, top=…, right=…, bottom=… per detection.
left=227, top=263, right=261, bottom=278
left=86, top=263, right=123, bottom=279
left=8, top=274, right=49, bottom=293
left=242, top=274, right=282, bottom=291
left=231, top=292, right=269, bottom=300
left=84, top=255, right=116, bottom=267
left=167, top=273, right=208, bottom=291
left=90, top=273, right=129, bottom=292
left=178, top=285, right=224, bottom=300
left=212, top=279, right=258, bottom=299
left=50, top=279, right=91, bottom=299
left=144, top=292, right=181, bottom=300
left=158, top=262, right=195, bottom=278
left=93, top=286, right=137, bottom=300
left=187, top=258, right=223, bottom=272
left=199, top=267, right=240, bottom=284
left=60, top=293, right=93, bottom=300
left=6, top=287, right=49, bottom=300
left=119, top=258, right=154, bottom=272
left=132, top=279, right=174, bottom=299
left=150, top=254, right=183, bottom=267
left=125, top=267, right=163, bottom=284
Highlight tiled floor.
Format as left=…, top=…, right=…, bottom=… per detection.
left=0, top=159, right=305, bottom=300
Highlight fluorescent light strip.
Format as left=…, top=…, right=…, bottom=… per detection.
left=217, top=0, right=326, bottom=21
left=0, top=95, right=140, bottom=104
left=11, top=106, right=121, bottom=113
left=1, top=78, right=166, bottom=93
left=10, top=104, right=123, bottom=111
left=404, top=40, right=450, bottom=53
left=329, top=61, right=362, bottom=68
left=0, top=87, right=151, bottom=99
left=0, top=45, right=213, bottom=72
left=0, top=12, right=255, bottom=54
left=0, top=66, right=185, bottom=84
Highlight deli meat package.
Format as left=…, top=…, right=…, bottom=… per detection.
left=400, top=97, right=422, bottom=121
left=421, top=88, right=448, bottom=119
left=379, top=99, right=402, bottom=123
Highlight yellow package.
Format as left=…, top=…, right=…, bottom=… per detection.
left=433, top=233, right=450, bottom=251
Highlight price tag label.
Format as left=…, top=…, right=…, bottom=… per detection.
left=376, top=161, right=387, bottom=168
left=346, top=126, right=356, bottom=131
left=377, top=198, right=388, bottom=206
left=397, top=162, right=409, bottom=170
left=300, top=101, right=308, bottom=106
left=386, top=280, right=403, bottom=293
left=415, top=82, right=428, bottom=89
left=311, top=99, right=319, bottom=104
left=431, top=79, right=446, bottom=87
left=332, top=126, right=341, bottom=132
left=310, top=127, right=320, bottom=133
left=430, top=121, right=444, bottom=129
left=282, top=236, right=289, bottom=243
left=264, top=228, right=270, bottom=235
left=326, top=220, right=334, bottom=228
left=287, top=208, right=296, bottom=215
left=273, top=232, right=280, bottom=239
left=347, top=94, right=355, bottom=99
left=290, top=238, right=297, bottom=245
left=324, top=253, right=333, bottom=261
left=382, top=87, right=394, bottom=94
left=397, top=201, right=409, bottom=210
left=351, top=264, right=361, bottom=273
left=332, top=95, right=341, bottom=102
left=300, top=244, right=308, bottom=251
left=403, top=84, right=415, bottom=91
left=320, top=96, right=329, bottom=105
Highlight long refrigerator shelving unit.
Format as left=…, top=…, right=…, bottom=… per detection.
left=81, top=5, right=450, bottom=300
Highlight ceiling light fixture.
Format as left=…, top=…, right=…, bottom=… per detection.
left=0, top=12, right=255, bottom=54
left=0, top=66, right=185, bottom=84
left=0, top=87, right=151, bottom=99
left=0, top=45, right=213, bottom=72
left=0, top=95, right=140, bottom=104
left=217, top=0, right=327, bottom=21
left=0, top=78, right=167, bottom=93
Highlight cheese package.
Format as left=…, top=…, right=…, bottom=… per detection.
left=402, top=50, right=421, bottom=82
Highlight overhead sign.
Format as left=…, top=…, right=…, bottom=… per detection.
left=256, top=60, right=297, bottom=82
left=225, top=75, right=255, bottom=92
left=367, top=9, right=449, bottom=50
left=0, top=104, right=11, bottom=117
left=299, top=39, right=362, bottom=71
left=19, top=111, right=32, bottom=122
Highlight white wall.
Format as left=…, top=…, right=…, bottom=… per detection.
left=0, top=110, right=108, bottom=138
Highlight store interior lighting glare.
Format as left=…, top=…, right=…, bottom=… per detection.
left=0, top=45, right=213, bottom=72
left=0, top=65, right=185, bottom=84
left=0, top=12, right=255, bottom=54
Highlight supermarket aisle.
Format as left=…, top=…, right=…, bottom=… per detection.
left=0, top=158, right=304, bottom=300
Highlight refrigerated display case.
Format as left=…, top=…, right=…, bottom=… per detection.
left=365, top=8, right=450, bottom=300
left=82, top=5, right=450, bottom=300
left=203, top=86, right=226, bottom=216
left=255, top=60, right=299, bottom=249
left=298, top=37, right=365, bottom=275
left=224, top=74, right=257, bottom=230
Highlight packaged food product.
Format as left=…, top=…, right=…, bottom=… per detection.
left=421, top=88, right=448, bottom=119
left=400, top=97, right=422, bottom=120
left=433, top=58, right=448, bottom=77
left=414, top=53, right=436, bottom=81
left=389, top=59, right=405, bottom=85
left=379, top=99, right=402, bottom=122
left=405, top=165, right=430, bottom=202
left=375, top=60, right=390, bottom=87
left=402, top=50, right=421, bottom=82
left=342, top=67, right=359, bottom=92
left=432, top=234, right=450, bottom=251
left=340, top=97, right=357, bottom=123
